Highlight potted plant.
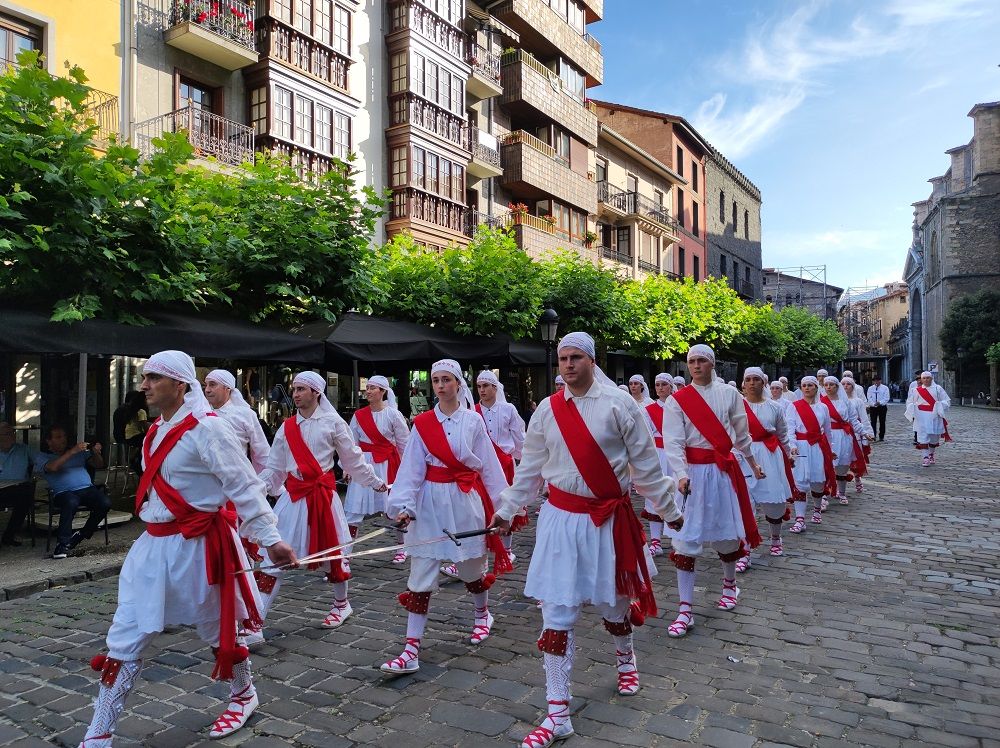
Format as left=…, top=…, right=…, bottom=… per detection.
left=541, top=214, right=557, bottom=232
left=583, top=230, right=598, bottom=247
left=508, top=202, right=529, bottom=224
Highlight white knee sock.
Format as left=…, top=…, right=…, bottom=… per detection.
left=837, top=478, right=847, bottom=496
left=649, top=521, right=663, bottom=541
left=83, top=659, right=143, bottom=742
left=793, top=500, right=806, bottom=518
left=542, top=630, right=574, bottom=728
left=331, top=581, right=348, bottom=609
left=229, top=656, right=255, bottom=700
left=472, top=590, right=489, bottom=618
left=721, top=560, right=737, bottom=582
left=406, top=612, right=428, bottom=641
left=676, top=568, right=696, bottom=606
left=501, top=533, right=513, bottom=551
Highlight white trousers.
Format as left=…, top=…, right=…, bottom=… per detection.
left=407, top=555, right=486, bottom=592
left=541, top=597, right=630, bottom=631
left=672, top=537, right=741, bottom=558
left=107, top=613, right=225, bottom=661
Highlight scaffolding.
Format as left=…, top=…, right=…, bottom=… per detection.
left=764, top=265, right=836, bottom=320
left=838, top=286, right=884, bottom=357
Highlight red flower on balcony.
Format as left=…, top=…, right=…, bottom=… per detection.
left=230, top=6, right=245, bottom=18
left=246, top=19, right=254, bottom=30
left=196, top=10, right=208, bottom=22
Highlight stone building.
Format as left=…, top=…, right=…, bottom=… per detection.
left=705, top=148, right=763, bottom=301
left=762, top=269, right=842, bottom=321
left=905, top=100, right=1000, bottom=396
left=837, top=282, right=909, bottom=385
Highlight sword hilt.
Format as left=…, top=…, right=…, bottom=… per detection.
left=443, top=527, right=493, bottom=546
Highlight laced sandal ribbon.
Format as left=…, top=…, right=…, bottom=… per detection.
left=718, top=580, right=740, bottom=611
left=381, top=637, right=420, bottom=673
left=470, top=609, right=494, bottom=644
left=616, top=651, right=639, bottom=695
left=209, top=684, right=258, bottom=738
left=667, top=604, right=694, bottom=638
left=520, top=700, right=572, bottom=748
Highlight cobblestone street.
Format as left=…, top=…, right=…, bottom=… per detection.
left=1, top=404, right=998, bottom=748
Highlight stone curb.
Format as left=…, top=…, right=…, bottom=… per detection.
left=2, top=562, right=122, bottom=602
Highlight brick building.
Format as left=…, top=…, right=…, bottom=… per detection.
left=905, top=101, right=1000, bottom=396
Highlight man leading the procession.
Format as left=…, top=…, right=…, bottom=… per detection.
left=906, top=371, right=952, bottom=466
left=252, top=372, right=387, bottom=642
left=344, top=376, right=409, bottom=564
left=490, top=332, right=682, bottom=748
left=381, top=359, right=511, bottom=674
left=661, top=344, right=764, bottom=638
left=738, top=367, right=796, bottom=570
left=79, top=351, right=297, bottom=747
left=641, top=372, right=678, bottom=557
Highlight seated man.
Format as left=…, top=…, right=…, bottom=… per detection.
left=34, top=424, right=111, bottom=559
left=0, top=422, right=34, bottom=547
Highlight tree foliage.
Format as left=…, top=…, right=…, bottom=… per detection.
left=777, top=305, right=847, bottom=367
left=939, top=289, right=1000, bottom=370
left=535, top=250, right=626, bottom=344
left=0, top=51, right=384, bottom=324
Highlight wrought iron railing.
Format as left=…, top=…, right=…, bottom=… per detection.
left=258, top=19, right=348, bottom=92
left=638, top=259, right=660, bottom=274
left=464, top=210, right=507, bottom=237
left=168, top=0, right=256, bottom=52
left=600, top=245, right=632, bottom=265
left=134, top=107, right=254, bottom=166
left=81, top=87, right=120, bottom=145
left=469, top=127, right=500, bottom=167
left=390, top=93, right=470, bottom=151
left=598, top=181, right=678, bottom=232
left=467, top=42, right=501, bottom=84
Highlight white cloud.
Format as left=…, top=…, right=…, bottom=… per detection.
left=764, top=228, right=908, bottom=289
left=695, top=0, right=991, bottom=157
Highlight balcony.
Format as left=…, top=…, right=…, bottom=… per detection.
left=164, top=0, right=259, bottom=71
left=581, top=0, right=603, bottom=23
left=135, top=107, right=254, bottom=167
left=500, top=50, right=597, bottom=146
left=389, top=93, right=471, bottom=153
left=467, top=127, right=502, bottom=179
left=464, top=210, right=507, bottom=238
left=638, top=259, right=660, bottom=275
left=389, top=187, right=469, bottom=242
left=600, top=245, right=633, bottom=266
left=466, top=42, right=503, bottom=101
left=82, top=88, right=119, bottom=147
left=598, top=181, right=680, bottom=241
left=500, top=130, right=596, bottom=213
left=256, top=137, right=337, bottom=176
left=736, top=279, right=755, bottom=300
left=493, top=0, right=603, bottom=86
left=387, top=0, right=465, bottom=60
left=257, top=19, right=349, bottom=93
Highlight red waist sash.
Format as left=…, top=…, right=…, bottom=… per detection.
left=491, top=442, right=515, bottom=485
left=546, top=484, right=654, bottom=614
left=360, top=440, right=401, bottom=482
left=684, top=447, right=760, bottom=547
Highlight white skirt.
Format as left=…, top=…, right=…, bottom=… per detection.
left=828, top=429, right=855, bottom=469
left=673, top=463, right=745, bottom=545
left=524, top=502, right=657, bottom=608
left=117, top=526, right=259, bottom=634
left=269, top=488, right=351, bottom=569
left=404, top=482, right=487, bottom=563
left=793, top=440, right=827, bottom=488
left=343, top=456, right=389, bottom=522
left=749, top=442, right=792, bottom=505
left=914, top=410, right=945, bottom=443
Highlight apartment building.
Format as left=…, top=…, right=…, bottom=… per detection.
left=0, top=0, right=121, bottom=146
left=595, top=123, right=684, bottom=279
left=128, top=0, right=383, bottom=226
left=591, top=101, right=711, bottom=280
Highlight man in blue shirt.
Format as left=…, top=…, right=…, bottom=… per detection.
left=34, top=424, right=110, bottom=559
left=0, top=422, right=34, bottom=547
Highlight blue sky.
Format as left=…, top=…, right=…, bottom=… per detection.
left=594, top=0, right=1000, bottom=291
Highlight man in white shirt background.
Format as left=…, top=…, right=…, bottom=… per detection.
left=866, top=374, right=890, bottom=442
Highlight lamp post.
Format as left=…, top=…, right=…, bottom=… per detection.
left=957, top=346, right=965, bottom=403
left=540, top=308, right=559, bottom=396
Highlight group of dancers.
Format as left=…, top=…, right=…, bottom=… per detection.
left=76, top=340, right=951, bottom=748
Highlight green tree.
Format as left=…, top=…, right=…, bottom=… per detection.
left=0, top=51, right=384, bottom=324
left=724, top=304, right=789, bottom=365
left=939, top=289, right=1000, bottom=370
left=777, top=305, right=847, bottom=368
left=535, top=250, right=627, bottom=344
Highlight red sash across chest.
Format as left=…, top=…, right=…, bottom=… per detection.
left=744, top=400, right=799, bottom=499
left=820, top=396, right=867, bottom=476
left=915, top=387, right=953, bottom=441
left=475, top=404, right=515, bottom=484
left=645, top=402, right=665, bottom=449
left=549, top=391, right=659, bottom=617
left=282, top=416, right=348, bottom=583
left=671, top=387, right=761, bottom=549
left=138, top=413, right=260, bottom=681
left=791, top=400, right=838, bottom=494
left=412, top=411, right=512, bottom=575
left=355, top=406, right=401, bottom=484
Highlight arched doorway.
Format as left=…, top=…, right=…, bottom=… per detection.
left=910, top=288, right=923, bottom=376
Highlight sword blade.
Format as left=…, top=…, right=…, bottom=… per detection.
left=235, top=526, right=388, bottom=575
left=299, top=534, right=453, bottom=566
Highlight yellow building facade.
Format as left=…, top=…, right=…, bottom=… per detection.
left=1, top=0, right=122, bottom=141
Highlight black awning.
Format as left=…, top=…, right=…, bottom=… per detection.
left=297, top=312, right=546, bottom=368
left=0, top=306, right=325, bottom=365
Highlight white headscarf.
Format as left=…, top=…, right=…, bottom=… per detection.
left=842, top=370, right=854, bottom=379
left=618, top=384, right=629, bottom=392
left=743, top=367, right=768, bottom=384
left=654, top=373, right=672, bottom=384
left=799, top=375, right=820, bottom=403
left=432, top=359, right=474, bottom=409
left=920, top=371, right=933, bottom=380
left=476, top=370, right=507, bottom=405
left=822, top=375, right=846, bottom=400
left=687, top=344, right=716, bottom=364
left=554, top=374, right=565, bottom=386
left=144, top=350, right=212, bottom=420
left=817, top=369, right=829, bottom=379
left=673, top=375, right=686, bottom=387
left=628, top=374, right=650, bottom=401
left=367, top=375, right=397, bottom=410
left=205, top=369, right=251, bottom=410
left=293, top=370, right=336, bottom=416
left=556, top=331, right=616, bottom=389
left=727, top=380, right=738, bottom=387
left=769, top=381, right=784, bottom=398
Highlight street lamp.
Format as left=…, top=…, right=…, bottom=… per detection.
left=540, top=308, right=559, bottom=396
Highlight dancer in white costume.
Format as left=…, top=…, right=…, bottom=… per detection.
left=628, top=374, right=654, bottom=407
left=343, top=376, right=409, bottom=563
left=841, top=376, right=872, bottom=493
left=905, top=372, right=952, bottom=466
left=78, top=351, right=296, bottom=747
left=489, top=332, right=681, bottom=748
left=380, top=360, right=512, bottom=674
left=204, top=370, right=270, bottom=474
left=819, top=377, right=868, bottom=505
left=785, top=377, right=837, bottom=531
left=640, top=373, right=681, bottom=556
left=252, top=372, right=386, bottom=641
left=737, top=368, right=795, bottom=571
